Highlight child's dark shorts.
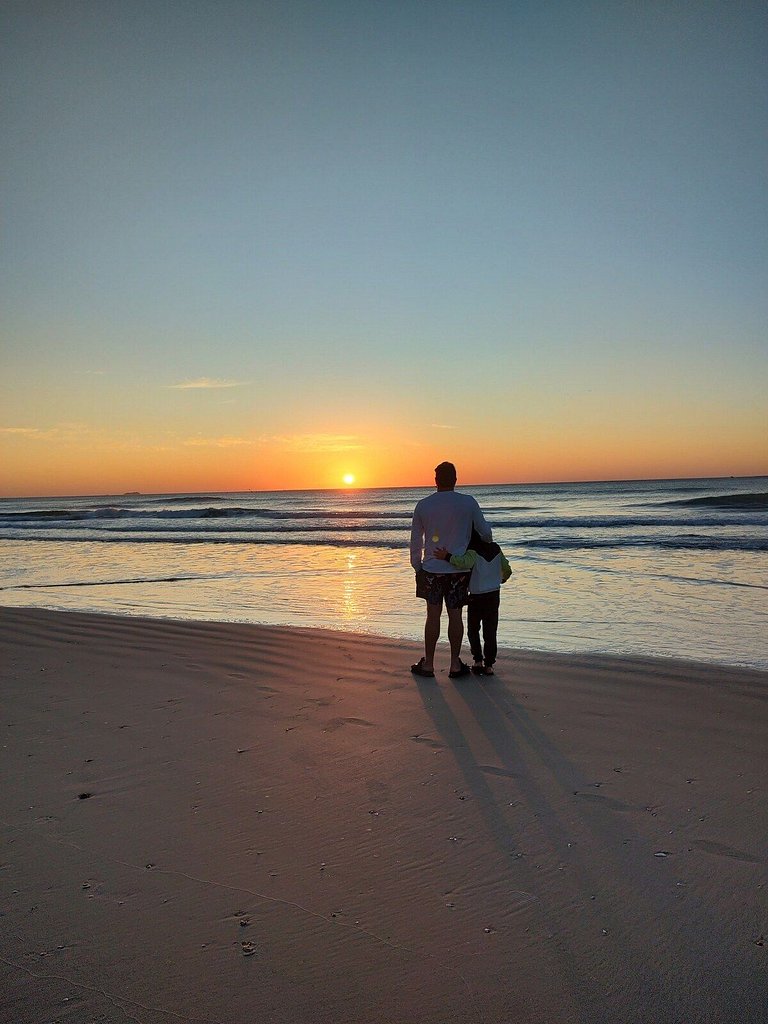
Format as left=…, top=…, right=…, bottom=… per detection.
left=415, top=570, right=471, bottom=608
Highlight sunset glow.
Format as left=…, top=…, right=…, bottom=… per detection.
left=1, top=3, right=766, bottom=497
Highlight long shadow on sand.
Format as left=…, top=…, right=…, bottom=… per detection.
left=414, top=672, right=760, bottom=1023
left=413, top=674, right=608, bottom=1019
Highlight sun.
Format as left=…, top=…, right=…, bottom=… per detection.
left=342, top=473, right=356, bottom=486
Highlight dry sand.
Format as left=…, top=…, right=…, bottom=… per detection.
left=1, top=606, right=766, bottom=1023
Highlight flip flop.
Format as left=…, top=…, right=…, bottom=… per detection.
left=470, top=663, right=485, bottom=676
left=448, top=660, right=471, bottom=679
left=411, top=659, right=435, bottom=678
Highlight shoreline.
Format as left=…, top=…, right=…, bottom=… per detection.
left=2, top=603, right=766, bottom=677
left=2, top=606, right=766, bottom=1023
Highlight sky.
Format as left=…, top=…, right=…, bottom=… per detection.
left=2, top=0, right=767, bottom=496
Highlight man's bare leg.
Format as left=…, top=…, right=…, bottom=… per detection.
left=447, top=605, right=465, bottom=673
left=422, top=601, right=442, bottom=672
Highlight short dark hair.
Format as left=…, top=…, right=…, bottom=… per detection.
left=434, top=462, right=457, bottom=488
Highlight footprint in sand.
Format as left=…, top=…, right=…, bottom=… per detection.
left=573, top=791, right=629, bottom=812
left=323, top=716, right=375, bottom=732
left=410, top=734, right=445, bottom=749
left=366, top=779, right=390, bottom=800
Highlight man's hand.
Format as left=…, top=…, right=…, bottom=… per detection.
left=433, top=546, right=450, bottom=560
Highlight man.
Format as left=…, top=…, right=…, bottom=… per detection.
left=409, top=462, right=493, bottom=678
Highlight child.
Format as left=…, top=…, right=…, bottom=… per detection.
left=434, top=528, right=511, bottom=675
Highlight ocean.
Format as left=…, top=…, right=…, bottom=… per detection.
left=1, top=477, right=766, bottom=670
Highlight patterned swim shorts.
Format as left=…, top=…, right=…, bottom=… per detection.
left=415, top=570, right=471, bottom=608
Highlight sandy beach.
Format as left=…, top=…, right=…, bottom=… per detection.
left=1, top=607, right=766, bottom=1023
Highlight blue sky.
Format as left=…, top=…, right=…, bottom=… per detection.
left=2, top=0, right=767, bottom=494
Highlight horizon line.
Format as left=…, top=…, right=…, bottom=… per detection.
left=1, top=472, right=766, bottom=502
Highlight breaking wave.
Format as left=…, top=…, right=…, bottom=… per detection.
left=657, top=492, right=768, bottom=510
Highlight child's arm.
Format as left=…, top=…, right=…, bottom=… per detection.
left=500, top=551, right=512, bottom=583
left=433, top=547, right=477, bottom=570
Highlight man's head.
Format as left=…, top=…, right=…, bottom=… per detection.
left=434, top=462, right=457, bottom=490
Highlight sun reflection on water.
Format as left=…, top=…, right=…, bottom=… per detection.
left=341, top=551, right=362, bottom=622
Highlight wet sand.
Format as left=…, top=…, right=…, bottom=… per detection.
left=1, top=607, right=766, bottom=1023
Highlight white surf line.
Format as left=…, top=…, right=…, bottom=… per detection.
left=0, top=561, right=401, bottom=591
left=0, top=818, right=485, bottom=1021
left=1, top=576, right=213, bottom=591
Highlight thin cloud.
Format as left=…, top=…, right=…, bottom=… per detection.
left=268, top=433, right=363, bottom=453
left=431, top=423, right=457, bottom=430
left=167, top=378, right=249, bottom=390
left=1, top=424, right=90, bottom=441
left=0, top=424, right=165, bottom=451
left=183, top=435, right=252, bottom=448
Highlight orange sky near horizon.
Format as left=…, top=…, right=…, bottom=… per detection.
left=1, top=417, right=765, bottom=497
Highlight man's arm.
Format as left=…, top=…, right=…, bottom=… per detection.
left=410, top=510, right=424, bottom=571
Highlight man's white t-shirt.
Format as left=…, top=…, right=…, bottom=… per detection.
left=410, top=490, right=492, bottom=574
